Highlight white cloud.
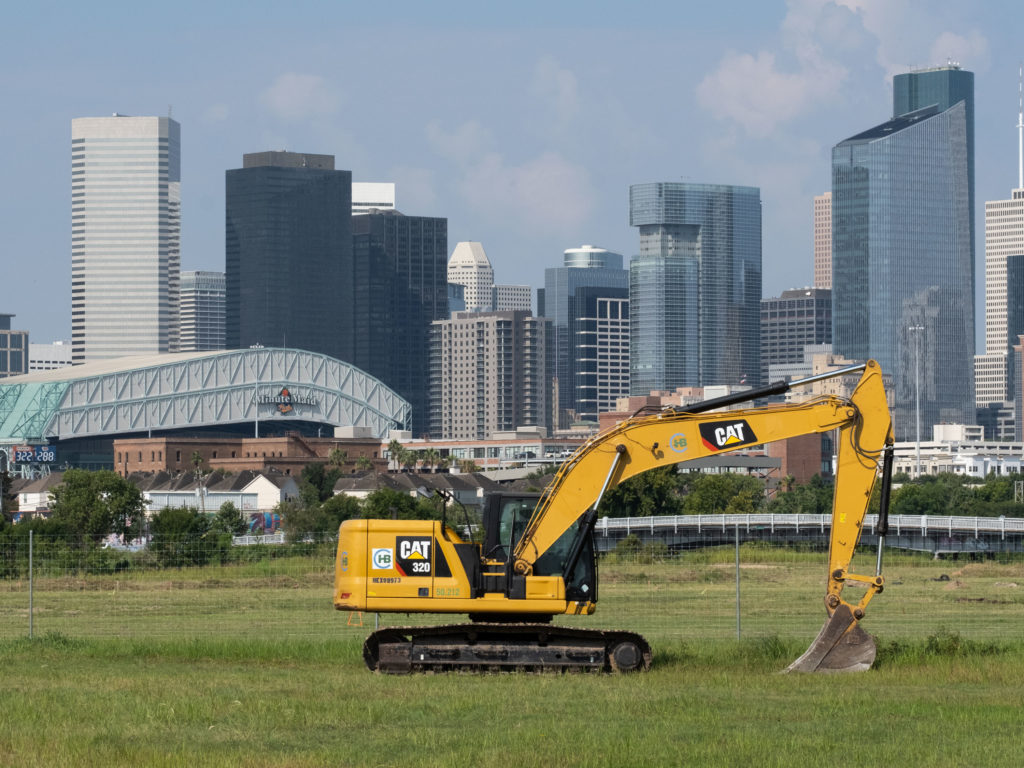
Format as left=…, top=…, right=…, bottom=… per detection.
left=696, top=49, right=846, bottom=137
left=202, top=103, right=229, bottom=123
left=390, top=165, right=437, bottom=212
left=459, top=151, right=593, bottom=235
left=259, top=73, right=340, bottom=121
left=425, top=118, right=592, bottom=235
left=830, top=0, right=989, bottom=77
left=425, top=119, right=491, bottom=163
left=697, top=0, right=858, bottom=137
left=530, top=55, right=579, bottom=133
left=930, top=31, right=990, bottom=72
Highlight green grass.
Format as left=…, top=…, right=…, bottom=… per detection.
left=4, top=550, right=1024, bottom=765
left=3, top=633, right=1024, bottom=767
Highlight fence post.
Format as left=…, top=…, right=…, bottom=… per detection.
left=29, top=530, right=34, bottom=639
left=735, top=523, right=741, bottom=640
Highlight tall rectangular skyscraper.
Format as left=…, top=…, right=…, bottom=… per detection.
left=832, top=68, right=974, bottom=440
left=760, top=288, right=832, bottom=383
left=429, top=311, right=551, bottom=440
left=628, top=183, right=762, bottom=394
left=542, top=245, right=629, bottom=426
left=225, top=151, right=351, bottom=360
left=351, top=210, right=448, bottom=434
left=71, top=115, right=180, bottom=363
left=813, top=192, right=832, bottom=289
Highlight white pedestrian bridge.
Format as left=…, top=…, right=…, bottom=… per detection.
left=594, top=513, right=1024, bottom=556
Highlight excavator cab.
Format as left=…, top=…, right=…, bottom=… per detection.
left=482, top=493, right=597, bottom=604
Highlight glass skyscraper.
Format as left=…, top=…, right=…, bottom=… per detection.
left=541, top=245, right=628, bottom=426
left=832, top=73, right=974, bottom=440
left=71, top=116, right=180, bottom=363
left=225, top=152, right=351, bottom=361
left=351, top=210, right=448, bottom=435
left=628, top=183, right=762, bottom=394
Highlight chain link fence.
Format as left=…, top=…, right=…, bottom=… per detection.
left=2, top=527, right=1023, bottom=647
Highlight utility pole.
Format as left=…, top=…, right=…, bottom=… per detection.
left=909, top=325, right=924, bottom=478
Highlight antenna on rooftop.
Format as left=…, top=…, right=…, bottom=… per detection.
left=1018, top=64, right=1023, bottom=190
left=168, top=104, right=173, bottom=119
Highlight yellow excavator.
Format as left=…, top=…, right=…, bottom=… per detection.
left=334, top=360, right=894, bottom=673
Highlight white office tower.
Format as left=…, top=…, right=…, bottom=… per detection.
left=975, top=76, right=1024, bottom=408
left=28, top=341, right=73, bottom=372
left=71, top=115, right=181, bottom=363
left=179, top=270, right=226, bottom=351
left=352, top=182, right=395, bottom=214
left=447, top=241, right=494, bottom=312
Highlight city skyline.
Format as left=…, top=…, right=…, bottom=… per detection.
left=2, top=1, right=1021, bottom=347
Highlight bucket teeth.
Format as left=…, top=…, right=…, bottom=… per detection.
left=785, top=603, right=876, bottom=673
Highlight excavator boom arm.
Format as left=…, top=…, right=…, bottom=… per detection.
left=514, top=361, right=893, bottom=622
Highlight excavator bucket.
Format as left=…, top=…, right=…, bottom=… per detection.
left=785, top=604, right=876, bottom=673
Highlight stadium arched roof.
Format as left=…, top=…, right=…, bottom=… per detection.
left=0, top=348, right=409, bottom=445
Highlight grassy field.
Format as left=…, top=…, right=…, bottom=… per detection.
left=3, top=547, right=1024, bottom=766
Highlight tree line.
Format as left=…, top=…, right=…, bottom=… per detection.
left=595, top=466, right=1024, bottom=519
left=5, top=465, right=1024, bottom=556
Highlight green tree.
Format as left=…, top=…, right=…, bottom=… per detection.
left=355, top=455, right=373, bottom=473
left=322, top=493, right=363, bottom=528
left=48, top=469, right=147, bottom=541
left=388, top=439, right=405, bottom=470
left=362, top=487, right=436, bottom=520
left=0, top=469, right=14, bottom=527
left=149, top=506, right=212, bottom=567
left=300, top=462, right=344, bottom=502
left=599, top=465, right=682, bottom=518
left=421, top=448, right=441, bottom=473
left=681, top=473, right=765, bottom=516
left=768, top=474, right=834, bottom=515
left=890, top=473, right=980, bottom=517
left=211, top=501, right=248, bottom=536
left=328, top=447, right=347, bottom=469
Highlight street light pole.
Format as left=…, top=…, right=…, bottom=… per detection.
left=909, top=325, right=924, bottom=478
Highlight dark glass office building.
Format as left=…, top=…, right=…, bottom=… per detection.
left=541, top=246, right=629, bottom=426
left=894, top=66, right=975, bottom=263
left=832, top=81, right=973, bottom=439
left=351, top=210, right=448, bottom=435
left=628, top=183, right=762, bottom=394
left=760, top=288, right=832, bottom=382
left=226, top=152, right=351, bottom=360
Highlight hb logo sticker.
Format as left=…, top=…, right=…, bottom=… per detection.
left=371, top=548, right=393, bottom=570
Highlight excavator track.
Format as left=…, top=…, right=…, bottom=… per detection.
left=363, top=623, right=652, bottom=674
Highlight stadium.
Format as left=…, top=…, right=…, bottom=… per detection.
left=0, top=347, right=410, bottom=472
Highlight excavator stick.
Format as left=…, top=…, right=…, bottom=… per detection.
left=785, top=604, right=876, bottom=673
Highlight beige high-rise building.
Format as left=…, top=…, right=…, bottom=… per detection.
left=71, top=115, right=181, bottom=362
left=813, top=192, right=832, bottom=289
left=429, top=311, right=551, bottom=440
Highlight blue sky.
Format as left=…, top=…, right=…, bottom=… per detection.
left=2, top=0, right=1021, bottom=346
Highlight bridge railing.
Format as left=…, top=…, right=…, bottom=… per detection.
left=597, top=513, right=1024, bottom=540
